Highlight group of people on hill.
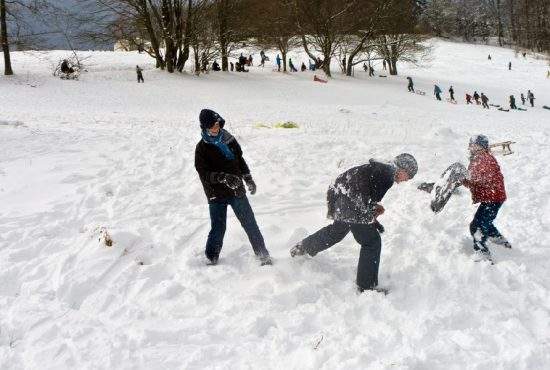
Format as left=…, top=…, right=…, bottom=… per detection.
left=195, top=109, right=511, bottom=294
left=406, top=77, right=537, bottom=111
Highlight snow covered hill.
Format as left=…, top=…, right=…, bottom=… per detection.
left=1, top=40, right=549, bottom=369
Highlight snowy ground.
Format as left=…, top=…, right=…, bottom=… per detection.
left=1, top=40, right=550, bottom=369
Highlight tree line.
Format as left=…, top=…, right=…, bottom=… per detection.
left=421, top=0, right=549, bottom=53
left=1, top=0, right=548, bottom=76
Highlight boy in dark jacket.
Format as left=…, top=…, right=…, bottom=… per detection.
left=195, top=109, right=271, bottom=266
left=463, top=135, right=510, bottom=261
left=136, top=65, right=144, bottom=83
left=290, top=154, right=418, bottom=293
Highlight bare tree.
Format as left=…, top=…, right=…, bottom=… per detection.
left=293, top=0, right=357, bottom=77
left=246, top=0, right=299, bottom=72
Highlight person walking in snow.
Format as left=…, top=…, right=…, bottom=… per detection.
left=383, top=59, right=387, bottom=70
left=259, top=50, right=266, bottom=67
left=195, top=109, right=272, bottom=266
left=301, top=62, right=307, bottom=72
left=211, top=60, right=221, bottom=71
left=136, top=65, right=144, bottom=83
left=520, top=93, right=526, bottom=105
left=488, top=54, right=492, bottom=60
left=473, top=91, right=480, bottom=105
left=510, top=95, right=518, bottom=109
left=290, top=154, right=418, bottom=293
left=434, top=85, right=442, bottom=101
left=508, top=61, right=512, bottom=70
left=462, top=135, right=510, bottom=262
left=466, top=93, right=473, bottom=104
left=449, top=86, right=456, bottom=102
left=527, top=90, right=535, bottom=107
left=407, top=77, right=414, bottom=93
left=481, top=93, right=489, bottom=109
left=276, top=54, right=281, bottom=72
left=369, top=66, right=375, bottom=77
left=289, top=58, right=298, bottom=72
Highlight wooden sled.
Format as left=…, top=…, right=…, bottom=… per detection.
left=497, top=108, right=510, bottom=112
left=490, top=141, right=515, bottom=155
left=445, top=98, right=457, bottom=105
left=543, top=105, right=550, bottom=111
left=313, top=75, right=327, bottom=83
left=415, top=90, right=426, bottom=96
left=489, top=104, right=501, bottom=108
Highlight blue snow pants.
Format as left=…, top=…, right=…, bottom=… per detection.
left=205, top=196, right=269, bottom=261
left=470, top=202, right=503, bottom=252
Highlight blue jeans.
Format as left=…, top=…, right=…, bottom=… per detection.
left=205, top=196, right=269, bottom=260
left=300, top=221, right=381, bottom=290
left=470, top=202, right=503, bottom=252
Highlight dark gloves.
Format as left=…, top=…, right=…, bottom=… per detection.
left=243, top=174, right=257, bottom=195
left=212, top=172, right=242, bottom=190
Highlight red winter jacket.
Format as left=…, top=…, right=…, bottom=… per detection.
left=466, top=150, right=506, bottom=203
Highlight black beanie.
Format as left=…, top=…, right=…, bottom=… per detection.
left=199, top=109, right=225, bottom=130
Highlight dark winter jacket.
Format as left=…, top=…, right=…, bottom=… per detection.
left=466, top=150, right=506, bottom=204
left=327, top=160, right=395, bottom=224
left=195, top=129, right=250, bottom=201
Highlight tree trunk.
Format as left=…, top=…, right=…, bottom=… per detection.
left=1, top=0, right=13, bottom=75
left=389, top=58, right=398, bottom=75
left=177, top=0, right=192, bottom=72
left=217, top=0, right=229, bottom=71
left=281, top=50, right=287, bottom=72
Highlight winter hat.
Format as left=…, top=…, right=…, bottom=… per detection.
left=469, top=134, right=489, bottom=149
left=199, top=109, right=225, bottom=130
left=394, top=153, right=418, bottom=178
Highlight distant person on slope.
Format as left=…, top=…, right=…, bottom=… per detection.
left=488, top=54, right=492, bottom=60
left=481, top=93, right=490, bottom=109
left=473, top=91, right=481, bottom=105
left=527, top=90, right=535, bottom=107
left=407, top=77, right=414, bottom=92
left=212, top=60, right=221, bottom=71
left=136, top=65, right=144, bottom=83
left=508, top=61, right=512, bottom=70
left=520, top=93, right=526, bottom=105
left=289, top=58, right=298, bottom=72
left=462, top=135, right=510, bottom=262
left=466, top=93, right=473, bottom=104
left=449, top=86, right=456, bottom=102
left=276, top=54, right=281, bottom=72
left=434, top=85, right=442, bottom=101
left=509, top=95, right=517, bottom=110
left=290, top=154, right=418, bottom=294
left=195, top=109, right=272, bottom=266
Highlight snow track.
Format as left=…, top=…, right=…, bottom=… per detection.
left=1, top=40, right=550, bottom=368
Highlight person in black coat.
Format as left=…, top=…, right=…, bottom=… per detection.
left=195, top=109, right=271, bottom=266
left=407, top=77, right=414, bottom=92
left=449, top=86, right=455, bottom=102
left=290, top=154, right=418, bottom=293
left=509, top=95, right=517, bottom=110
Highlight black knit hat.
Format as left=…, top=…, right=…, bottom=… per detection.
left=199, top=109, right=225, bottom=130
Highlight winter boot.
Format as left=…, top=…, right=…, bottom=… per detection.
left=206, top=256, right=219, bottom=266
left=490, top=236, right=512, bottom=249
left=260, top=255, right=272, bottom=266
left=290, top=243, right=306, bottom=257
left=472, top=249, right=493, bottom=263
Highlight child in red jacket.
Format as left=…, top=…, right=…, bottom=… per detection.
left=463, top=135, right=511, bottom=261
